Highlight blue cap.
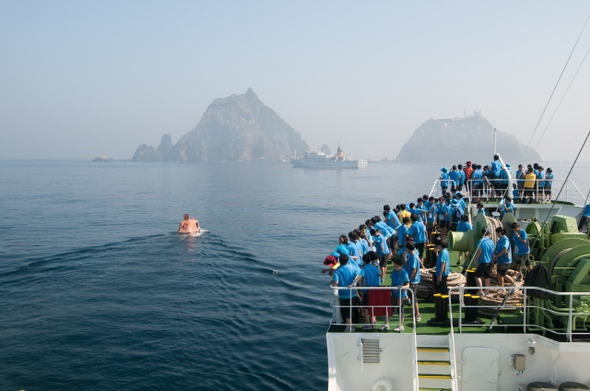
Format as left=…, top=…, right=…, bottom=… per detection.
left=441, top=167, right=448, bottom=172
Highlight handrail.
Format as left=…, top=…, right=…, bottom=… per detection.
left=447, top=285, right=590, bottom=342
left=462, top=178, right=585, bottom=205
left=330, top=285, right=417, bottom=333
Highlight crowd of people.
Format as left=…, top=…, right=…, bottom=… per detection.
left=440, top=155, right=554, bottom=204
left=324, top=200, right=453, bottom=332
left=324, top=154, right=547, bottom=333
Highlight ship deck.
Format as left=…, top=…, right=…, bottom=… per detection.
left=328, top=261, right=590, bottom=342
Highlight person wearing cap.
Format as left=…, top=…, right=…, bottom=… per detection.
left=321, top=253, right=341, bottom=277
left=440, top=167, right=449, bottom=194
left=544, top=168, right=554, bottom=203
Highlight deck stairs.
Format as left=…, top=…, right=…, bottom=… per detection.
left=415, top=335, right=456, bottom=391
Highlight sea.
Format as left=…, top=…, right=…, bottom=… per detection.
left=1, top=159, right=589, bottom=391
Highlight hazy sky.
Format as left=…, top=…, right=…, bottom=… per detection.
left=2, top=1, right=590, bottom=161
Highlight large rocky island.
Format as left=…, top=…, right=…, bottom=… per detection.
left=397, top=113, right=541, bottom=164
left=133, top=89, right=309, bottom=162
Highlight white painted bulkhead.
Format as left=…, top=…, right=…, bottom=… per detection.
left=327, top=332, right=590, bottom=391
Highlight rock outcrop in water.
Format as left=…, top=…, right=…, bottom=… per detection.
left=133, top=89, right=309, bottom=162
left=397, top=112, right=542, bottom=164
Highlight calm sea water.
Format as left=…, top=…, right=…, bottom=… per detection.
left=1, top=159, right=589, bottom=390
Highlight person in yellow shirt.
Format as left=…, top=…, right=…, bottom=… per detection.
left=523, top=167, right=536, bottom=203
left=397, top=204, right=411, bottom=224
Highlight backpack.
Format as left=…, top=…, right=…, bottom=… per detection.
left=452, top=206, right=462, bottom=222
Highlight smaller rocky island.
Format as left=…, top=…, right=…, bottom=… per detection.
left=397, top=112, right=541, bottom=164
left=92, top=156, right=114, bottom=163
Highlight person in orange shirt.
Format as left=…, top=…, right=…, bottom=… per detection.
left=463, top=161, right=474, bottom=194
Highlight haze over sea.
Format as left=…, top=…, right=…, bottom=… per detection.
left=2, top=159, right=590, bottom=391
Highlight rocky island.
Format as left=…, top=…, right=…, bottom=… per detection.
left=133, top=89, right=309, bottom=162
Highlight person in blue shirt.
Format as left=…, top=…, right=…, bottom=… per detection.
left=449, top=199, right=462, bottom=231
left=331, top=254, right=360, bottom=332
left=440, top=167, right=449, bottom=194
left=424, top=196, right=437, bottom=242
left=383, top=204, right=402, bottom=230
left=579, top=204, right=590, bottom=234
left=409, top=214, right=428, bottom=265
left=335, top=235, right=350, bottom=257
left=493, top=226, right=514, bottom=290
left=512, top=183, right=520, bottom=202
left=449, top=165, right=460, bottom=193
left=348, top=252, right=382, bottom=330
left=515, top=164, right=525, bottom=200
left=380, top=258, right=409, bottom=332
left=415, top=198, right=426, bottom=223
left=373, top=216, right=394, bottom=238
left=472, top=228, right=495, bottom=295
left=402, top=242, right=422, bottom=322
left=544, top=168, right=554, bottom=203
left=490, top=154, right=503, bottom=197
left=511, top=222, right=531, bottom=281
left=472, top=165, right=484, bottom=197
left=355, top=227, right=370, bottom=257
left=499, top=196, right=515, bottom=218
left=456, top=215, right=472, bottom=266
left=347, top=231, right=363, bottom=267
left=359, top=224, right=373, bottom=250
left=370, top=228, right=390, bottom=278
left=397, top=217, right=410, bottom=250
left=435, top=196, right=448, bottom=238
left=454, top=192, right=466, bottom=215
left=435, top=237, right=450, bottom=295
left=457, top=164, right=466, bottom=192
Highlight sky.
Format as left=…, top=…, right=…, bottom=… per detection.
left=1, top=1, right=590, bottom=161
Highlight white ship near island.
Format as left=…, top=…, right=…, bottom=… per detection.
left=291, top=145, right=368, bottom=169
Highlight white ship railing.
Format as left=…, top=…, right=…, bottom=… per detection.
left=447, top=285, right=590, bottom=342
left=429, top=178, right=585, bottom=205
left=330, top=286, right=420, bottom=390
left=463, top=178, right=585, bottom=205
